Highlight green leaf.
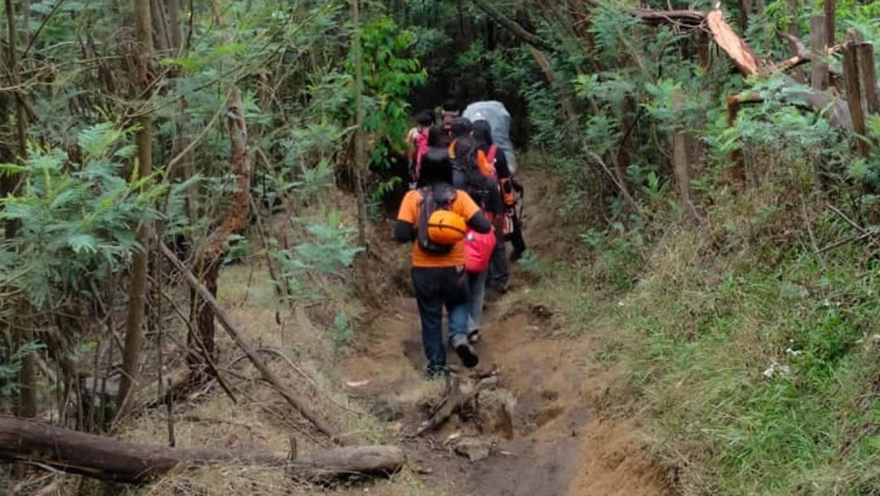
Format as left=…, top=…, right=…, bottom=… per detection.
left=68, top=233, right=98, bottom=254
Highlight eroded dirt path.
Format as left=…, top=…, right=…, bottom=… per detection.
left=342, top=169, right=675, bottom=496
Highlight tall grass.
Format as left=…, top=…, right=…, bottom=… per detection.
left=526, top=160, right=880, bottom=495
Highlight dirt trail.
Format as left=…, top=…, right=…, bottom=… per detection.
left=342, top=169, right=675, bottom=496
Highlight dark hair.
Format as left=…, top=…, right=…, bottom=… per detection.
left=453, top=136, right=484, bottom=189
left=418, top=147, right=453, bottom=187
left=442, top=99, right=460, bottom=113
left=451, top=117, right=473, bottom=139
left=416, top=110, right=435, bottom=127
left=427, top=125, right=444, bottom=147
left=472, top=120, right=493, bottom=152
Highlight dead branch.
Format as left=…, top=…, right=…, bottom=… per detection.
left=470, top=0, right=554, bottom=51
left=159, top=242, right=346, bottom=445
left=416, top=376, right=498, bottom=436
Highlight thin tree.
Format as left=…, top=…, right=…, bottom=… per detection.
left=118, top=0, right=154, bottom=414
left=351, top=0, right=367, bottom=248
left=5, top=0, right=36, bottom=420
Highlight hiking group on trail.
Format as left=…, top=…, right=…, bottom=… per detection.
left=397, top=100, right=525, bottom=377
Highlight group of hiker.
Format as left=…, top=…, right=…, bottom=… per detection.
left=395, top=100, right=526, bottom=377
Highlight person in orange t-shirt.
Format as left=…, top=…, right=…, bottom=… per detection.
left=394, top=148, right=492, bottom=377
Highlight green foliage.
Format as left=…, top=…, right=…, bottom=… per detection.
left=331, top=311, right=354, bottom=355
left=0, top=341, right=44, bottom=397
left=0, top=124, right=162, bottom=309
left=273, top=211, right=364, bottom=300
left=353, top=16, right=426, bottom=169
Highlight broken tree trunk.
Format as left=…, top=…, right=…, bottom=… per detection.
left=0, top=417, right=401, bottom=483
left=190, top=87, right=252, bottom=376
left=623, top=9, right=854, bottom=130
left=843, top=42, right=869, bottom=156
left=856, top=42, right=880, bottom=115
left=160, top=243, right=345, bottom=445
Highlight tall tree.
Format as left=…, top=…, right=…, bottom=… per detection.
left=6, top=0, right=36, bottom=421
left=351, top=0, right=367, bottom=247
left=118, top=0, right=155, bottom=414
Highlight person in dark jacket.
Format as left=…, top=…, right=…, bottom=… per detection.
left=394, top=148, right=492, bottom=377
left=449, top=125, right=503, bottom=344
left=473, top=120, right=527, bottom=292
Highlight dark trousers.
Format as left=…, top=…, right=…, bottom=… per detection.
left=489, top=228, right=508, bottom=290
left=412, top=266, right=469, bottom=373
left=509, top=211, right=526, bottom=258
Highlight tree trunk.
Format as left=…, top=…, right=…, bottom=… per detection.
left=0, top=417, right=402, bottom=484
left=22, top=0, right=29, bottom=37
left=191, top=258, right=219, bottom=370
left=786, top=0, right=798, bottom=36
left=843, top=42, right=869, bottom=157
left=189, top=87, right=251, bottom=378
left=824, top=0, right=835, bottom=46
left=856, top=42, right=879, bottom=116
left=671, top=90, right=702, bottom=224
left=6, top=0, right=36, bottom=421
left=738, top=0, right=750, bottom=34
left=810, top=15, right=829, bottom=90
left=118, top=0, right=154, bottom=414
left=351, top=0, right=367, bottom=248
left=150, top=0, right=170, bottom=53
left=168, top=0, right=182, bottom=52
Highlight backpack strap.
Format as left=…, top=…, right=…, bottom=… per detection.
left=487, top=144, right=498, bottom=164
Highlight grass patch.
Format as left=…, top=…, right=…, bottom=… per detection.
left=532, top=211, right=880, bottom=495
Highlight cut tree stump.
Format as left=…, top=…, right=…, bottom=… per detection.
left=0, top=417, right=402, bottom=484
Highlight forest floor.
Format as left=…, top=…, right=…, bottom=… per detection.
left=341, top=166, right=675, bottom=496
left=106, top=166, right=678, bottom=496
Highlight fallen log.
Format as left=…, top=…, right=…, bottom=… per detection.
left=0, top=417, right=402, bottom=484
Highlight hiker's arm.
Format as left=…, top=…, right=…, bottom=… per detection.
left=467, top=211, right=492, bottom=234
left=495, top=152, right=511, bottom=179
left=393, top=221, right=416, bottom=243
left=458, top=191, right=491, bottom=234
left=395, top=192, right=418, bottom=243
left=489, top=180, right=504, bottom=217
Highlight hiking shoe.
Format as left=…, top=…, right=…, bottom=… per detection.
left=451, top=335, right=479, bottom=368
left=426, top=365, right=448, bottom=380
left=468, top=329, right=481, bottom=344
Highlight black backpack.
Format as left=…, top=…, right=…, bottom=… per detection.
left=417, top=184, right=458, bottom=255
left=452, top=147, right=492, bottom=209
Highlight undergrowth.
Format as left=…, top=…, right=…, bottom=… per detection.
left=522, top=154, right=880, bottom=495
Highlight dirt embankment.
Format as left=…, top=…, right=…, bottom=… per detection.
left=342, top=166, right=677, bottom=496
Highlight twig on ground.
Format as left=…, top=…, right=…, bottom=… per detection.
left=828, top=204, right=867, bottom=234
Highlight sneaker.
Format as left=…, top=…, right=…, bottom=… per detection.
left=426, top=365, right=448, bottom=379
left=468, top=329, right=481, bottom=344
left=451, top=335, right=479, bottom=368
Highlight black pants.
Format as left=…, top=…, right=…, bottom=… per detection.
left=489, top=228, right=508, bottom=290
left=412, top=267, right=469, bottom=373
left=508, top=210, right=526, bottom=259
